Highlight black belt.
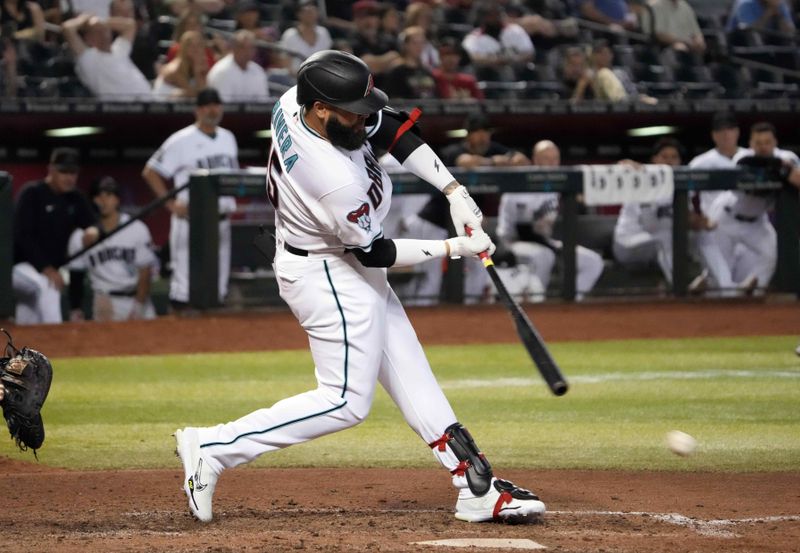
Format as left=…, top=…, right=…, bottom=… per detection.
left=284, top=243, right=309, bottom=256
left=108, top=290, right=136, bottom=297
left=724, top=206, right=758, bottom=223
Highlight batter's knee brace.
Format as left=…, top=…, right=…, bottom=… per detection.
left=429, top=422, right=493, bottom=496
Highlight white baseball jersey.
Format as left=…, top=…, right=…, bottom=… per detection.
left=724, top=147, right=800, bottom=219
left=496, top=192, right=559, bottom=242
left=688, top=147, right=746, bottom=216
left=496, top=192, right=603, bottom=299
left=462, top=23, right=534, bottom=59
left=146, top=124, right=239, bottom=303
left=267, top=87, right=392, bottom=254
left=67, top=214, right=156, bottom=294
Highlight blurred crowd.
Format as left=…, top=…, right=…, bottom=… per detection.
left=2, top=0, right=799, bottom=101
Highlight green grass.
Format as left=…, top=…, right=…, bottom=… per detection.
left=5, top=336, right=799, bottom=472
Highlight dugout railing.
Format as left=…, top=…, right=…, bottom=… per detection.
left=0, top=167, right=798, bottom=318
left=184, top=166, right=799, bottom=310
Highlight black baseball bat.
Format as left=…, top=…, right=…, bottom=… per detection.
left=467, top=229, right=568, bottom=396
left=63, top=182, right=190, bottom=265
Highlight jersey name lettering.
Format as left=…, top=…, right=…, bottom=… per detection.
left=271, top=99, right=299, bottom=172
left=196, top=154, right=236, bottom=170
left=364, top=150, right=384, bottom=209
left=88, top=246, right=136, bottom=267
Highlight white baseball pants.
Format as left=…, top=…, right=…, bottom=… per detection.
left=195, top=250, right=462, bottom=479
left=12, top=263, right=63, bottom=324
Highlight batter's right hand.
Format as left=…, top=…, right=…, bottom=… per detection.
left=446, top=231, right=495, bottom=258
left=169, top=200, right=189, bottom=219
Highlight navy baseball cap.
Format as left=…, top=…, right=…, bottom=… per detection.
left=711, top=111, right=738, bottom=131
left=50, top=147, right=80, bottom=173
left=91, top=176, right=120, bottom=198
left=196, top=87, right=223, bottom=106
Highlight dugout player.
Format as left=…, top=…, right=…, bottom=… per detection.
left=67, top=177, right=158, bottom=321
left=12, top=148, right=97, bottom=324
left=142, top=87, right=239, bottom=309
left=175, top=50, right=546, bottom=524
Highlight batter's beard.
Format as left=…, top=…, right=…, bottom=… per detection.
left=326, top=117, right=366, bottom=151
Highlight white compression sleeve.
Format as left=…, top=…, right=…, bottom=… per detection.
left=401, top=144, right=456, bottom=192
left=392, top=239, right=448, bottom=267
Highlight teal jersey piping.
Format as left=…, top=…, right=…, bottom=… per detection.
left=199, top=259, right=350, bottom=449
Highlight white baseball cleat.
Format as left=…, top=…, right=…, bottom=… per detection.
left=795, top=343, right=800, bottom=357
left=455, top=478, right=546, bottom=524
left=175, top=427, right=219, bottom=522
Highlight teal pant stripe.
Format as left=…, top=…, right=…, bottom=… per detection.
left=200, top=401, right=348, bottom=449
left=199, top=260, right=351, bottom=449
left=323, top=259, right=349, bottom=399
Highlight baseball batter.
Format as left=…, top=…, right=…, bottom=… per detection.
left=67, top=177, right=157, bottom=321
left=175, top=50, right=546, bottom=525
left=142, top=87, right=238, bottom=307
left=496, top=141, right=604, bottom=301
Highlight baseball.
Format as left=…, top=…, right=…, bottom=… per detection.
left=666, top=430, right=697, bottom=456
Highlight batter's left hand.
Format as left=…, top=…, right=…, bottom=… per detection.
left=447, top=184, right=483, bottom=236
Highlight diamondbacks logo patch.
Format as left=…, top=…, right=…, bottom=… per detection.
left=347, top=202, right=372, bottom=232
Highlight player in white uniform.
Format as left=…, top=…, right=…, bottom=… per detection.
left=687, top=112, right=747, bottom=296
left=142, top=88, right=239, bottom=308
left=496, top=140, right=604, bottom=301
left=67, top=177, right=157, bottom=321
left=710, top=121, right=800, bottom=292
left=613, top=138, right=719, bottom=289
left=174, top=50, right=546, bottom=525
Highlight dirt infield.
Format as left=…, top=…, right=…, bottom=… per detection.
left=1, top=300, right=798, bottom=552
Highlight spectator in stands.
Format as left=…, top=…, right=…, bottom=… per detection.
left=1, top=0, right=45, bottom=43
left=233, top=0, right=278, bottom=69
left=70, top=0, right=111, bottom=19
left=708, top=121, right=800, bottom=294
left=506, top=3, right=579, bottom=47
left=154, top=29, right=209, bottom=99
left=62, top=12, right=153, bottom=100
left=563, top=43, right=628, bottom=101
left=431, top=37, right=484, bottom=100
left=67, top=177, right=158, bottom=322
left=382, top=25, right=437, bottom=99
left=1, top=35, right=17, bottom=97
left=12, top=147, right=97, bottom=324
left=578, top=0, right=639, bottom=30
left=641, top=0, right=706, bottom=54
left=280, top=0, right=333, bottom=76
left=495, top=140, right=605, bottom=302
left=404, top=1, right=440, bottom=69
left=165, top=8, right=221, bottom=68
left=348, top=0, right=401, bottom=77
left=207, top=29, right=268, bottom=101
left=380, top=2, right=402, bottom=37
left=461, top=5, right=535, bottom=82
left=233, top=0, right=275, bottom=43
left=109, top=0, right=159, bottom=81
left=166, top=0, right=225, bottom=17
left=726, top=0, right=796, bottom=34
left=279, top=0, right=332, bottom=76
left=1, top=0, right=46, bottom=96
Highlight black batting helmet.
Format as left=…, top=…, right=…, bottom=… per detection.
left=296, top=50, right=388, bottom=115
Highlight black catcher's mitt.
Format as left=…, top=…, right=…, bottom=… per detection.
left=0, top=330, right=53, bottom=456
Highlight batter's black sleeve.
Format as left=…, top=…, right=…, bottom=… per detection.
left=350, top=238, right=397, bottom=268
left=367, top=108, right=424, bottom=164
